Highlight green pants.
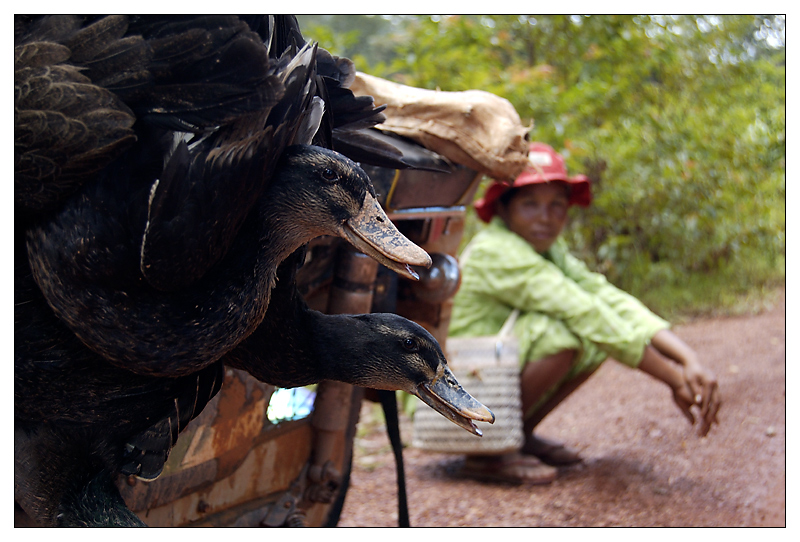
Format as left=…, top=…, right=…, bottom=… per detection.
left=516, top=307, right=669, bottom=421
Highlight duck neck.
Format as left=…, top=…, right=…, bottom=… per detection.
left=308, top=314, right=381, bottom=387
left=253, top=200, right=322, bottom=289
left=227, top=303, right=375, bottom=390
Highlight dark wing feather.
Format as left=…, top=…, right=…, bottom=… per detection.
left=331, top=128, right=413, bottom=170
left=310, top=47, right=413, bottom=169
left=119, top=362, right=224, bottom=480
left=123, top=18, right=276, bottom=130
left=14, top=15, right=293, bottom=218
left=14, top=14, right=82, bottom=45
left=60, top=15, right=130, bottom=63
left=138, top=43, right=318, bottom=291
left=254, top=15, right=413, bottom=169
left=14, top=36, right=137, bottom=215
left=262, top=14, right=307, bottom=57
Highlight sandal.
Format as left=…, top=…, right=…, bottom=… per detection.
left=459, top=453, right=557, bottom=485
left=521, top=435, right=582, bottom=466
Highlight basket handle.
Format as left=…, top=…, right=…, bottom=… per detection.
left=495, top=309, right=520, bottom=361
left=498, top=309, right=520, bottom=339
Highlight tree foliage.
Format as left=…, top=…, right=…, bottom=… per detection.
left=301, top=15, right=785, bottom=317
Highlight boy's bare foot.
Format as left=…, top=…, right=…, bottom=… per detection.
left=522, top=434, right=582, bottom=466
left=459, top=453, right=557, bottom=485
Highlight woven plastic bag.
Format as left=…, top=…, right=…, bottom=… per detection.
left=350, top=72, right=531, bottom=183
left=412, top=310, right=524, bottom=455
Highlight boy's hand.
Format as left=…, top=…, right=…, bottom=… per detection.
left=683, top=363, right=721, bottom=436
left=671, top=377, right=697, bottom=426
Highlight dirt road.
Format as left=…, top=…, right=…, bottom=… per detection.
left=337, top=293, right=786, bottom=527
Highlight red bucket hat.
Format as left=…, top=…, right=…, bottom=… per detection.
left=474, top=142, right=592, bottom=223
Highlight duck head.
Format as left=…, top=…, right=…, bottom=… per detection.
left=317, top=313, right=495, bottom=436
left=268, top=145, right=431, bottom=279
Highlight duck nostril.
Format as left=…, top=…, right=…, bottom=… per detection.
left=375, top=216, right=384, bottom=223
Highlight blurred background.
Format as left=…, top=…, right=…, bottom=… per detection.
left=298, top=15, right=785, bottom=322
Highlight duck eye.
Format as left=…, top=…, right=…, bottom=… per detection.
left=402, top=338, right=419, bottom=352
left=321, top=168, right=339, bottom=182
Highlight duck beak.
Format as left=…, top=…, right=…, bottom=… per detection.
left=413, top=365, right=495, bottom=436
left=340, top=192, right=432, bottom=281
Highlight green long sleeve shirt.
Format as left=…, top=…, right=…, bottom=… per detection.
left=449, top=217, right=669, bottom=372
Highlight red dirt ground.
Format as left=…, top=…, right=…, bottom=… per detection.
left=337, top=292, right=786, bottom=527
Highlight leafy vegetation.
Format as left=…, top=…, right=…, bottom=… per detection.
left=301, top=15, right=785, bottom=320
